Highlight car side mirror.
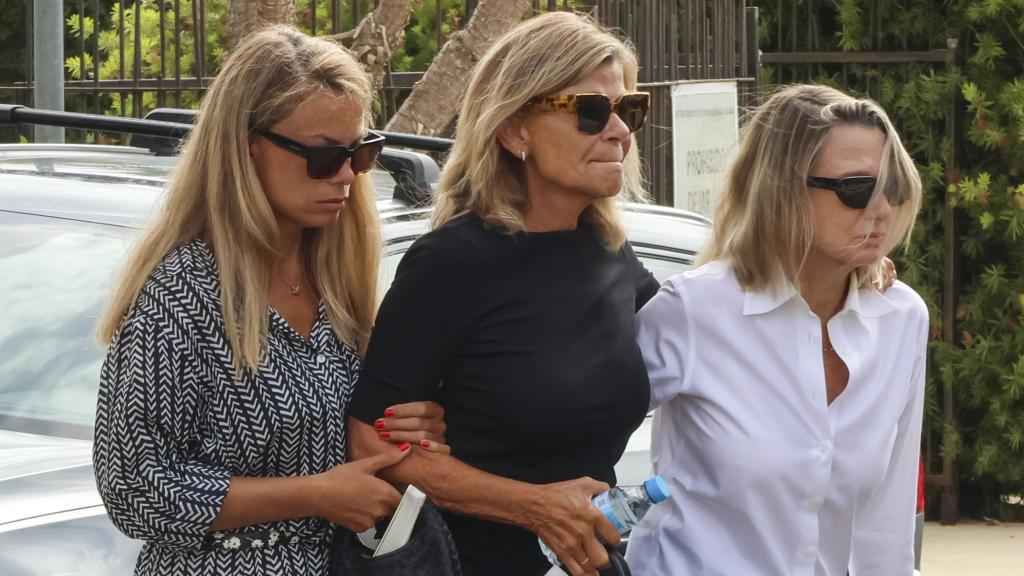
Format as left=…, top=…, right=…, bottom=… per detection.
left=135, top=108, right=198, bottom=156
left=377, top=148, right=439, bottom=206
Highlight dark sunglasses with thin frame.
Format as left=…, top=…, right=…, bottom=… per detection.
left=524, top=92, right=651, bottom=134
left=806, top=175, right=907, bottom=210
left=257, top=129, right=385, bottom=179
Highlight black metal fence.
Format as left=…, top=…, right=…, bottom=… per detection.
left=4, top=1, right=580, bottom=134
left=3, top=0, right=758, bottom=205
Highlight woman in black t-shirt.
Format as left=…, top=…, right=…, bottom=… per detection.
left=347, top=12, right=656, bottom=576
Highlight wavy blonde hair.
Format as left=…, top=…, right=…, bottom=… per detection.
left=432, top=11, right=647, bottom=250
left=697, top=84, right=922, bottom=291
left=97, top=25, right=381, bottom=371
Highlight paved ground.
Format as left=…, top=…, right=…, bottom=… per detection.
left=921, top=521, right=1024, bottom=575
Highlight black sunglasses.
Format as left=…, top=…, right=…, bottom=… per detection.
left=806, top=175, right=907, bottom=210
left=524, top=92, right=651, bottom=134
left=257, top=129, right=385, bottom=179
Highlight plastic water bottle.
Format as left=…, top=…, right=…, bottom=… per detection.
left=538, top=475, right=671, bottom=566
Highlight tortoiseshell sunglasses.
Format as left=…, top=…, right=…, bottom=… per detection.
left=524, top=92, right=650, bottom=134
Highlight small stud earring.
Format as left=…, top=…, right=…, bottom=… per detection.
left=519, top=150, right=527, bottom=162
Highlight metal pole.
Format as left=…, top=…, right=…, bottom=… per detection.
left=746, top=5, right=760, bottom=105
left=32, top=0, right=65, bottom=143
left=940, top=36, right=961, bottom=525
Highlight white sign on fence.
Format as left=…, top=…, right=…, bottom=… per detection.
left=670, top=81, right=739, bottom=217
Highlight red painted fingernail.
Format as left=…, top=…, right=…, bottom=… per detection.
left=384, top=408, right=395, bottom=417
left=420, top=439, right=431, bottom=448
left=399, top=442, right=411, bottom=452
left=374, top=418, right=385, bottom=429
left=379, top=431, right=391, bottom=439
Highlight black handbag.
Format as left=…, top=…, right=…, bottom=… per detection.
left=599, top=549, right=632, bottom=576
left=546, top=545, right=632, bottom=576
left=330, top=500, right=462, bottom=576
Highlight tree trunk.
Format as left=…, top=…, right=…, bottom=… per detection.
left=385, top=0, right=532, bottom=135
left=346, top=0, right=416, bottom=90
left=228, top=0, right=297, bottom=49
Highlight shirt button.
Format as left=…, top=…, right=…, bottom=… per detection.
left=316, top=353, right=327, bottom=364
left=805, top=496, right=822, bottom=511
left=800, top=546, right=815, bottom=559
left=819, top=443, right=830, bottom=455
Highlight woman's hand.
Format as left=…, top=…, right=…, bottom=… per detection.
left=308, top=443, right=411, bottom=532
left=374, top=401, right=451, bottom=454
left=525, top=477, right=621, bottom=576
left=881, top=256, right=898, bottom=291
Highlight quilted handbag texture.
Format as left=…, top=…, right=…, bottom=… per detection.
left=330, top=500, right=463, bottom=576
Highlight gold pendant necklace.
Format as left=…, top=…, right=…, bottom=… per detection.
left=277, top=269, right=301, bottom=297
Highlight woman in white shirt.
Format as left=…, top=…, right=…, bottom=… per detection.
left=625, top=84, right=928, bottom=576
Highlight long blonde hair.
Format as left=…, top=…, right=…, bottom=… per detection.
left=697, top=84, right=922, bottom=291
left=97, top=25, right=381, bottom=371
left=432, top=11, right=647, bottom=250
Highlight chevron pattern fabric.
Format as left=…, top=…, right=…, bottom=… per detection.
left=93, top=241, right=358, bottom=576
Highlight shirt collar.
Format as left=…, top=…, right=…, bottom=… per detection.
left=841, top=273, right=897, bottom=318
left=743, top=273, right=897, bottom=318
left=742, top=281, right=799, bottom=316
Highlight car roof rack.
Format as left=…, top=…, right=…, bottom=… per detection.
left=0, top=104, right=194, bottom=140
left=0, top=104, right=453, bottom=206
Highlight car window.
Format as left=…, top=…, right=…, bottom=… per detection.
left=370, top=169, right=397, bottom=202
left=0, top=212, right=132, bottom=439
left=637, top=254, right=693, bottom=283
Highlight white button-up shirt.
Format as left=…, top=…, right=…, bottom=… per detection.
left=625, top=261, right=928, bottom=576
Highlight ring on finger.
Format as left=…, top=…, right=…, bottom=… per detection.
left=578, top=557, right=590, bottom=566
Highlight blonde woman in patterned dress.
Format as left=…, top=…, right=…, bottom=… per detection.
left=93, top=26, right=446, bottom=576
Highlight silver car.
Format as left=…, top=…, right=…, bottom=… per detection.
left=0, top=138, right=710, bottom=575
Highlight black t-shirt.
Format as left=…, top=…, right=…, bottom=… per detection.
left=349, top=212, right=659, bottom=575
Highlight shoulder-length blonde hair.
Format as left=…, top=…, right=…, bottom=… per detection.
left=97, top=25, right=381, bottom=371
left=432, top=11, right=647, bottom=250
left=697, top=84, right=922, bottom=291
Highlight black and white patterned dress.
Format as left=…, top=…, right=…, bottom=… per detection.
left=93, top=240, right=359, bottom=576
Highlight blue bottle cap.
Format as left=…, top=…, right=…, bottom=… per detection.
left=644, top=475, right=671, bottom=503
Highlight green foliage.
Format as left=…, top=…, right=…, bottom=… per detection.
left=970, top=32, right=1007, bottom=70
left=835, top=0, right=868, bottom=51
left=754, top=0, right=1024, bottom=519
left=64, top=0, right=229, bottom=121
left=294, top=0, right=340, bottom=34
left=0, top=0, right=27, bottom=83
left=392, top=0, right=464, bottom=73
left=0, top=0, right=28, bottom=142
left=62, top=1, right=407, bottom=124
